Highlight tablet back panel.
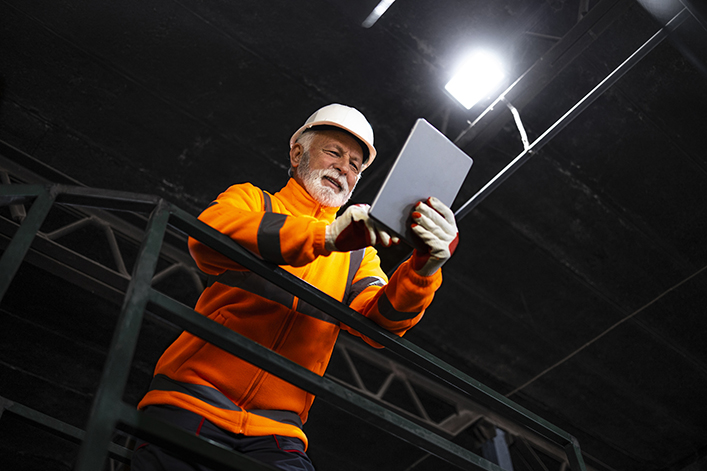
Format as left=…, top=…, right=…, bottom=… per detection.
left=368, top=119, right=473, bottom=248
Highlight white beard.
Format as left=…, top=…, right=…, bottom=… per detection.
left=297, top=152, right=358, bottom=207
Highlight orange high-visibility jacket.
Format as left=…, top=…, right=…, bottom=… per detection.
left=138, top=178, right=442, bottom=448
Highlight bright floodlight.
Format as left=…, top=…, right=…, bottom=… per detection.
left=445, top=51, right=505, bottom=109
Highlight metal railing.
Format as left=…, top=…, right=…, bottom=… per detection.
left=0, top=183, right=588, bottom=471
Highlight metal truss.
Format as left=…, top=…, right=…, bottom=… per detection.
left=0, top=3, right=698, bottom=470
left=0, top=396, right=133, bottom=465
left=0, top=143, right=597, bottom=471
left=0, top=151, right=205, bottom=308
left=1, top=184, right=592, bottom=470
left=455, top=4, right=691, bottom=221
left=330, top=334, right=600, bottom=471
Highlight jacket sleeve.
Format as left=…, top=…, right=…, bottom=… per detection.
left=341, top=247, right=442, bottom=347
left=187, top=183, right=330, bottom=274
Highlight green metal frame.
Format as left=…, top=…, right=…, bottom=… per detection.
left=0, top=396, right=133, bottom=463
left=0, top=184, right=588, bottom=471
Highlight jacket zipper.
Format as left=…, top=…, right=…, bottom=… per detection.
left=239, top=195, right=317, bottom=410
left=239, top=298, right=300, bottom=408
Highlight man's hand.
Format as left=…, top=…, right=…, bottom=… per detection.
left=410, top=197, right=459, bottom=276
left=325, top=204, right=400, bottom=252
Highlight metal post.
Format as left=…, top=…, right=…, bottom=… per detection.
left=0, top=182, right=596, bottom=469
left=74, top=200, right=170, bottom=471
left=482, top=428, right=514, bottom=471
left=0, top=185, right=55, bottom=301
left=0, top=397, right=133, bottom=463
left=0, top=170, right=27, bottom=222
left=148, top=288, right=503, bottom=471
left=454, top=7, right=690, bottom=222
left=564, top=439, right=588, bottom=471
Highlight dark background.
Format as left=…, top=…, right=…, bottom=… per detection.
left=1, top=0, right=706, bottom=470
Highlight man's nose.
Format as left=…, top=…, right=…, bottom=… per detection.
left=333, top=158, right=350, bottom=175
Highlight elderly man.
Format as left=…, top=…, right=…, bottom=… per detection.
left=132, top=104, right=459, bottom=470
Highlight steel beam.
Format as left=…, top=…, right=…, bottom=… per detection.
left=454, top=0, right=634, bottom=153
left=516, top=436, right=552, bottom=471
left=0, top=183, right=588, bottom=470
left=74, top=200, right=171, bottom=471
left=454, top=7, right=691, bottom=222
left=330, top=335, right=585, bottom=468
left=0, top=397, right=132, bottom=463
left=680, top=0, right=707, bottom=33
left=148, top=287, right=502, bottom=471
left=0, top=185, right=55, bottom=300
left=482, top=428, right=514, bottom=471
left=565, top=438, right=589, bottom=471
left=165, top=205, right=579, bottom=452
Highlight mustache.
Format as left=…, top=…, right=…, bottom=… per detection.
left=318, top=169, right=348, bottom=192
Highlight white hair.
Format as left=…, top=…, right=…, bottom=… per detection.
left=288, top=131, right=317, bottom=176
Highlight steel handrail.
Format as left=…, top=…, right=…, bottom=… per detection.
left=0, top=183, right=587, bottom=470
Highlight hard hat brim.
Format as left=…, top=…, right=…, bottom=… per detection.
left=290, top=122, right=377, bottom=165
left=290, top=104, right=377, bottom=167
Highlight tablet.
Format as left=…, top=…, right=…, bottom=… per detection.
left=368, top=118, right=473, bottom=249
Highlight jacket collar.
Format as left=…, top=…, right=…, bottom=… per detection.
left=275, top=178, right=340, bottom=223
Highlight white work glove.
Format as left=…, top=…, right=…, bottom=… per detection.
left=325, top=204, right=400, bottom=252
left=410, top=197, right=459, bottom=277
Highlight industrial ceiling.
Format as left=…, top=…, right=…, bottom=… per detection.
left=1, top=0, right=706, bottom=470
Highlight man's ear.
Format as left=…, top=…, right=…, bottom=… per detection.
left=290, top=143, right=303, bottom=169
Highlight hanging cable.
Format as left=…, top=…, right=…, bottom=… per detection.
left=502, top=97, right=531, bottom=151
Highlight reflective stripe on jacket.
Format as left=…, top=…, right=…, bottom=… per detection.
left=138, top=178, right=442, bottom=449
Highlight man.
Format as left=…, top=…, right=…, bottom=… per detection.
left=132, top=104, right=459, bottom=470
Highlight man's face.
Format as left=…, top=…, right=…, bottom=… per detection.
left=291, top=129, right=365, bottom=207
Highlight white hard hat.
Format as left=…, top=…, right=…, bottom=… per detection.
left=290, top=103, right=377, bottom=166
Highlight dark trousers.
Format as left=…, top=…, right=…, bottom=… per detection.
left=131, top=405, right=315, bottom=471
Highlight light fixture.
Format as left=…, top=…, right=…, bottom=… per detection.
left=362, top=0, right=396, bottom=28
left=445, top=51, right=506, bottom=109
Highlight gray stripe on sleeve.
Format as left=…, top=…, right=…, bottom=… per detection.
left=377, top=291, right=421, bottom=321
left=209, top=271, right=295, bottom=309
left=257, top=212, right=288, bottom=265
left=346, top=276, right=386, bottom=305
